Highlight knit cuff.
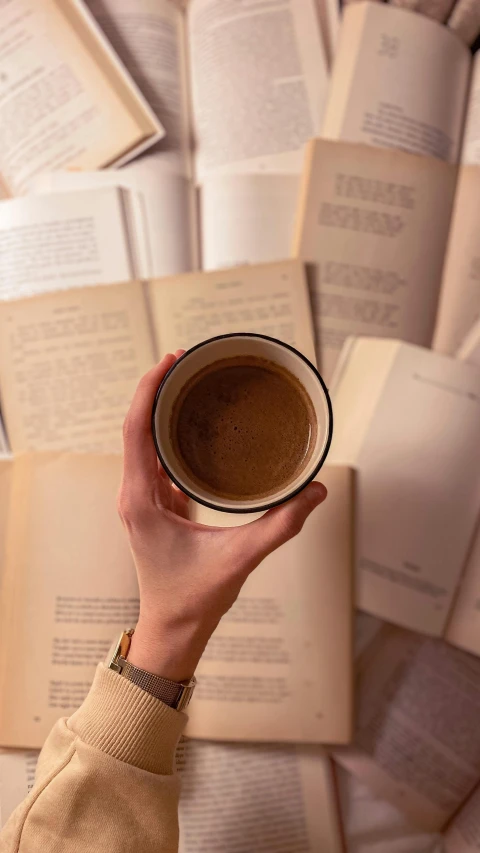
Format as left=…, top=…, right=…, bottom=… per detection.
left=68, top=663, right=187, bottom=775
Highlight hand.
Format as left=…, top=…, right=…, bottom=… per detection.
left=118, top=352, right=328, bottom=683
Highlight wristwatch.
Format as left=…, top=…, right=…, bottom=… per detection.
left=106, top=629, right=196, bottom=712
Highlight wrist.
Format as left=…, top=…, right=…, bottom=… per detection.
left=128, top=618, right=209, bottom=682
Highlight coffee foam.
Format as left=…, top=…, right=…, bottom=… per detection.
left=170, top=356, right=317, bottom=501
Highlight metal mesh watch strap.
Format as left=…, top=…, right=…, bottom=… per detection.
left=117, top=657, right=193, bottom=708
left=106, top=631, right=196, bottom=711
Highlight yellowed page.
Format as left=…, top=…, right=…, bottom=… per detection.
left=0, top=188, right=136, bottom=298
left=188, top=0, right=328, bottom=179
left=445, top=525, right=480, bottom=656
left=179, top=741, right=345, bottom=852
left=0, top=459, right=12, bottom=581
left=185, top=466, right=353, bottom=745
left=330, top=338, right=480, bottom=636
left=148, top=260, right=317, bottom=365
left=433, top=167, right=480, bottom=356
left=458, top=321, right=480, bottom=368
left=0, top=750, right=38, bottom=827
left=0, top=0, right=162, bottom=195
left=200, top=174, right=300, bottom=271
left=322, top=2, right=470, bottom=163
left=445, top=784, right=480, bottom=852
left=0, top=282, right=155, bottom=454
left=0, top=453, right=136, bottom=748
left=335, top=626, right=480, bottom=833
left=461, top=53, right=480, bottom=165
left=85, top=0, right=192, bottom=175
left=293, top=139, right=457, bottom=383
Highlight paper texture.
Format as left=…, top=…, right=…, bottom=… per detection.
left=31, top=157, right=196, bottom=278
left=457, top=321, right=480, bottom=368
left=0, top=750, right=38, bottom=827
left=293, top=139, right=457, bottom=382
left=185, top=466, right=353, bottom=744
left=447, top=0, right=480, bottom=46
left=445, top=783, right=480, bottom=852
left=0, top=741, right=344, bottom=853
left=0, top=282, right=155, bottom=453
left=444, top=525, right=480, bottom=656
left=0, top=453, right=136, bottom=748
left=433, top=168, right=480, bottom=356
left=0, top=459, right=12, bottom=581
left=322, top=2, right=470, bottom=163
left=461, top=54, right=480, bottom=165
left=148, top=260, right=318, bottom=364
left=200, top=174, right=300, bottom=270
left=330, top=339, right=480, bottom=636
left=85, top=0, right=191, bottom=173
left=336, top=626, right=480, bottom=833
left=0, top=188, right=136, bottom=299
left=189, top=0, right=328, bottom=178
left=179, top=740, right=345, bottom=853
left=0, top=0, right=162, bottom=195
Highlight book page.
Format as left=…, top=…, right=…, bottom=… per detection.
left=0, top=417, right=9, bottom=457
left=0, top=453, right=136, bottom=748
left=293, top=139, right=457, bottom=383
left=31, top=157, right=197, bottom=278
left=148, top=260, right=318, bottom=364
left=0, top=188, right=136, bottom=299
left=335, top=626, right=480, bottom=833
left=200, top=174, right=300, bottom=270
left=0, top=0, right=162, bottom=195
left=461, top=54, right=480, bottom=165
left=445, top=783, right=480, bottom=853
left=330, top=338, right=480, bottom=636
left=457, top=321, right=480, bottom=369
left=433, top=167, right=480, bottom=356
left=188, top=0, right=328, bottom=179
left=445, top=525, right=480, bottom=657
left=84, top=0, right=192, bottom=175
left=0, top=750, right=38, bottom=827
left=322, top=2, right=471, bottom=163
left=0, top=282, right=154, bottom=453
left=185, top=466, right=353, bottom=745
left=179, top=740, right=345, bottom=853
left=0, top=459, right=12, bottom=581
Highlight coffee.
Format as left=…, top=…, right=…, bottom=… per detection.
left=170, top=355, right=317, bottom=501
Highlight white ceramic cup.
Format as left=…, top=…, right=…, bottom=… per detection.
left=151, top=333, right=333, bottom=513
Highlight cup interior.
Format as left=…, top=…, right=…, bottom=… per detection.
left=152, top=334, right=332, bottom=513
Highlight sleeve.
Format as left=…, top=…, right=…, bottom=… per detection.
left=0, top=664, right=187, bottom=853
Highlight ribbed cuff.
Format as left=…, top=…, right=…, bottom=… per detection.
left=68, top=663, right=187, bottom=775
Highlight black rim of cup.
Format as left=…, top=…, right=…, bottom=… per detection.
left=151, top=333, right=334, bottom=514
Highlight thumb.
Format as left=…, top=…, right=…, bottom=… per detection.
left=241, top=481, right=328, bottom=567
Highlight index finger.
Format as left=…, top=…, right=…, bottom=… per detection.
left=122, top=353, right=178, bottom=486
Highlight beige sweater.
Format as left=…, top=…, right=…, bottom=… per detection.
left=0, top=664, right=186, bottom=853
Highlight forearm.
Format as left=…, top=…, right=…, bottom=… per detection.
left=0, top=665, right=186, bottom=853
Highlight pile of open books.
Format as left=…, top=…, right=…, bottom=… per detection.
left=0, top=1, right=479, bottom=850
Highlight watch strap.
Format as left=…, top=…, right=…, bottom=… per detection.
left=116, top=657, right=195, bottom=710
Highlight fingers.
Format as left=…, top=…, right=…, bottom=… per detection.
left=122, top=353, right=177, bottom=487
left=240, top=481, right=328, bottom=567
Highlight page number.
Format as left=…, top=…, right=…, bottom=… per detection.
left=378, top=34, right=399, bottom=58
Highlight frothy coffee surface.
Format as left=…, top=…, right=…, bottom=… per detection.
left=170, top=355, right=317, bottom=501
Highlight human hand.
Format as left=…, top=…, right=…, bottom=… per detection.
left=118, top=352, right=328, bottom=683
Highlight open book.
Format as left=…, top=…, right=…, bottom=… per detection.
left=322, top=1, right=477, bottom=164
left=0, top=172, right=196, bottom=297
left=334, top=624, right=480, bottom=851
left=0, top=0, right=163, bottom=197
left=0, top=260, right=316, bottom=454
left=0, top=742, right=346, bottom=853
left=0, top=453, right=353, bottom=750
left=329, top=337, right=480, bottom=651
left=292, top=138, right=458, bottom=382
left=25, top=0, right=329, bottom=274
